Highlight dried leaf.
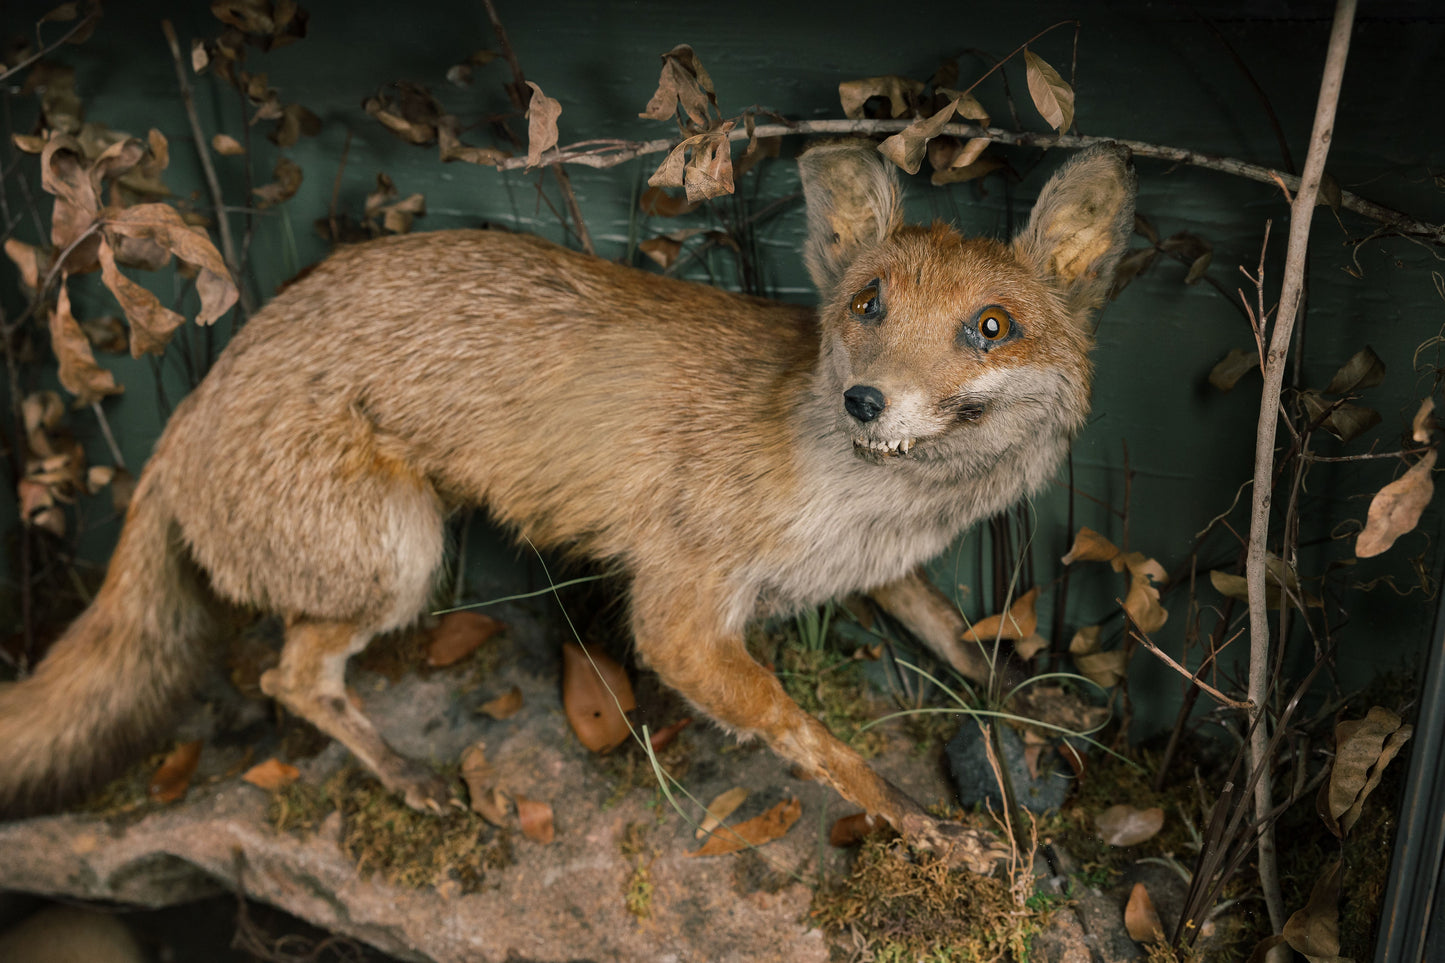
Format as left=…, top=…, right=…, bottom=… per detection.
left=1061, top=526, right=1120, bottom=565
left=270, top=103, right=321, bottom=148
left=1321, top=706, right=1412, bottom=837
left=1074, top=649, right=1127, bottom=688
left=639, top=236, right=684, bottom=268
left=1356, top=450, right=1436, bottom=558
left=478, top=685, right=524, bottom=720
left=648, top=716, right=691, bottom=752
left=148, top=739, right=203, bottom=803
left=426, top=610, right=506, bottom=667
left=1094, top=804, right=1164, bottom=846
left=638, top=186, right=700, bottom=219
left=649, top=126, right=736, bottom=204
left=638, top=44, right=716, bottom=127
left=49, top=281, right=122, bottom=406
left=878, top=98, right=958, bottom=176
left=459, top=741, right=494, bottom=803
left=437, top=116, right=511, bottom=166
left=211, top=133, right=244, bottom=156
left=562, top=642, right=636, bottom=753
left=1125, top=882, right=1166, bottom=943
left=1299, top=389, right=1382, bottom=443
left=1282, top=860, right=1342, bottom=958
left=1123, top=565, right=1168, bottom=635
left=1412, top=397, right=1435, bottom=443
left=695, top=786, right=750, bottom=839
left=1210, top=347, right=1260, bottom=391
left=1324, top=345, right=1386, bottom=395
left=1068, top=625, right=1102, bottom=655
left=1023, top=50, right=1074, bottom=131
left=515, top=794, right=555, bottom=844
left=929, top=155, right=1004, bottom=187
left=838, top=76, right=923, bottom=120
left=829, top=811, right=888, bottom=847
left=524, top=81, right=561, bottom=167
left=103, top=203, right=238, bottom=324
left=19, top=478, right=64, bottom=535
left=962, top=586, right=1039, bottom=642
left=242, top=757, right=300, bottom=791
left=97, top=240, right=183, bottom=356
left=252, top=155, right=303, bottom=209
left=692, top=797, right=802, bottom=856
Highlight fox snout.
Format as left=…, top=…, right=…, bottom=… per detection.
left=842, top=384, right=886, bottom=422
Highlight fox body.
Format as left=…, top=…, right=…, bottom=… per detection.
left=0, top=144, right=1134, bottom=843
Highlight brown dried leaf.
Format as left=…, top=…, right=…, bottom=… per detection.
left=270, top=103, right=321, bottom=149
left=692, top=797, right=802, bottom=857
left=1125, top=882, right=1166, bottom=943
left=647, top=716, right=691, bottom=752
left=524, top=81, right=561, bottom=167
left=1412, top=397, right=1435, bottom=443
left=1324, top=345, right=1386, bottom=395
left=437, top=116, right=511, bottom=166
left=1024, top=49, right=1074, bottom=131
left=426, top=610, right=506, bottom=667
left=829, top=811, right=888, bottom=847
left=459, top=741, right=494, bottom=800
left=515, top=794, right=555, bottom=844
left=695, top=786, right=750, bottom=839
left=1061, top=526, right=1120, bottom=565
left=50, top=281, right=122, bottom=406
left=562, top=642, right=636, bottom=753
left=879, top=98, right=958, bottom=176
left=4, top=238, right=46, bottom=296
left=148, top=739, right=203, bottom=803
left=1300, top=389, right=1382, bottom=443
left=1210, top=347, right=1260, bottom=391
left=1322, top=706, right=1412, bottom=838
left=1095, top=804, right=1164, bottom=846
left=242, top=757, right=300, bottom=791
left=98, top=239, right=184, bottom=356
left=1074, top=649, right=1127, bottom=688
left=962, top=586, right=1039, bottom=642
left=1123, top=568, right=1168, bottom=635
left=19, top=478, right=64, bottom=536
left=639, top=186, right=700, bottom=219
left=252, top=155, right=303, bottom=209
left=639, top=44, right=716, bottom=127
left=1282, top=860, right=1342, bottom=959
left=478, top=685, right=524, bottom=720
left=1356, top=449, right=1436, bottom=558
left=838, top=76, right=924, bottom=120
left=365, top=82, right=441, bottom=145
left=104, top=203, right=237, bottom=324
left=638, top=236, right=684, bottom=269
left=929, top=155, right=1003, bottom=186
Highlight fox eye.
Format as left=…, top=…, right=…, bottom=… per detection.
left=849, top=279, right=884, bottom=324
left=958, top=304, right=1020, bottom=351
left=977, top=306, right=1011, bottom=340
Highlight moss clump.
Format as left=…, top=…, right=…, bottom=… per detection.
left=620, top=821, right=655, bottom=920
left=812, top=836, right=1051, bottom=962
left=270, top=767, right=513, bottom=892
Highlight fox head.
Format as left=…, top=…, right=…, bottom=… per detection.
left=798, top=143, right=1136, bottom=478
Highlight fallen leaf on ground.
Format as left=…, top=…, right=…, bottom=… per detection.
left=648, top=716, right=691, bottom=752
left=829, top=811, right=887, bottom=847
left=562, top=642, right=636, bottom=753
left=515, top=795, right=555, bottom=844
left=692, top=797, right=801, bottom=856
left=148, top=740, right=203, bottom=803
left=695, top=786, right=749, bottom=839
left=242, top=757, right=299, bottom=791
left=1282, top=859, right=1342, bottom=959
left=478, top=686, right=524, bottom=719
left=426, top=610, right=506, bottom=667
left=1125, top=882, right=1166, bottom=942
left=1094, top=803, right=1164, bottom=846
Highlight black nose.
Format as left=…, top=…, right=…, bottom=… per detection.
left=843, top=384, right=887, bottom=423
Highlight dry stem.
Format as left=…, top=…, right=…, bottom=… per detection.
left=1244, top=0, right=1356, bottom=933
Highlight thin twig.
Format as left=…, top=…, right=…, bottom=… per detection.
left=0, top=6, right=102, bottom=86
left=160, top=20, right=255, bottom=319
left=1123, top=604, right=1252, bottom=710
left=1243, top=0, right=1356, bottom=934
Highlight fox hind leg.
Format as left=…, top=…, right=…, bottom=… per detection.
left=261, top=618, right=456, bottom=812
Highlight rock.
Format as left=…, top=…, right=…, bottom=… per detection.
left=946, top=720, right=1074, bottom=813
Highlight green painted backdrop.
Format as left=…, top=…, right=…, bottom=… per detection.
left=3, top=0, right=1443, bottom=735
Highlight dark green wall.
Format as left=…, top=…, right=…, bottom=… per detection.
left=4, top=0, right=1443, bottom=734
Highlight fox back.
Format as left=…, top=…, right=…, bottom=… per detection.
left=0, top=143, right=1134, bottom=835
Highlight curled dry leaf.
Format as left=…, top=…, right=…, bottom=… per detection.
left=438, top=116, right=512, bottom=166
left=1324, top=345, right=1386, bottom=396
left=829, top=811, right=888, bottom=847
left=1320, top=706, right=1412, bottom=838
left=98, top=239, right=185, bottom=357
left=4, top=238, right=46, bottom=296
left=1300, top=389, right=1381, bottom=443
left=695, top=786, right=749, bottom=839
left=692, top=796, right=802, bottom=857
left=1094, top=803, right=1165, bottom=847
left=1061, top=526, right=1120, bottom=565
left=425, top=610, right=506, bottom=667
left=211, top=133, right=245, bottom=156
left=242, top=757, right=300, bottom=791
left=1356, top=449, right=1436, bottom=558
left=252, top=155, right=303, bottom=209
left=515, top=794, right=555, bottom=844
left=649, top=124, right=736, bottom=204
left=639, top=44, right=716, bottom=127
left=878, top=98, right=958, bottom=176
left=50, top=281, right=123, bottom=406
left=647, top=715, right=691, bottom=752
left=1023, top=49, right=1074, bottom=131
left=838, top=76, right=923, bottom=120
left=524, top=81, right=562, bottom=167
left=562, top=641, right=636, bottom=753
left=1282, top=859, right=1342, bottom=959
left=1125, top=882, right=1166, bottom=943
left=639, top=185, right=700, bottom=219
left=104, top=203, right=238, bottom=325
left=478, top=685, right=524, bottom=720
left=148, top=739, right=203, bottom=803
left=1210, top=347, right=1260, bottom=391
left=963, top=586, right=1040, bottom=646
left=1412, top=397, right=1435, bottom=442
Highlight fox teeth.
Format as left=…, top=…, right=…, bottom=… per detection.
left=863, top=437, right=916, bottom=454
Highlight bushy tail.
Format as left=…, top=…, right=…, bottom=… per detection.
left=0, top=467, right=219, bottom=817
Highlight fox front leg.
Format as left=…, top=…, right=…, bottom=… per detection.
left=629, top=568, right=1003, bottom=870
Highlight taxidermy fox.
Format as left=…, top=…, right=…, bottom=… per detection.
left=0, top=143, right=1134, bottom=849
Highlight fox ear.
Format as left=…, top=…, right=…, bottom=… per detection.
left=798, top=143, right=902, bottom=292
left=1013, top=145, right=1137, bottom=315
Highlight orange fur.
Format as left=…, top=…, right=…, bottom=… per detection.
left=0, top=144, right=1135, bottom=842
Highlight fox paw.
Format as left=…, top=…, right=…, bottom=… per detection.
left=382, top=760, right=461, bottom=814
left=899, top=812, right=1009, bottom=874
